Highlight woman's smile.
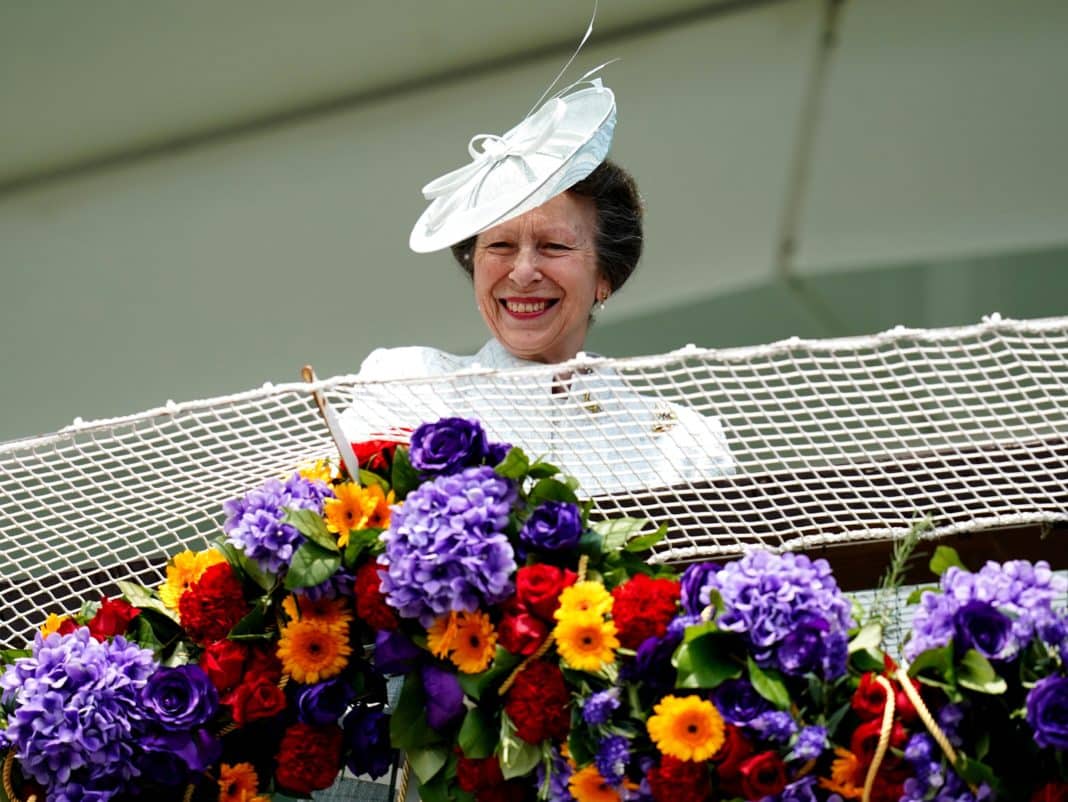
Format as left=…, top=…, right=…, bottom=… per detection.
left=501, top=297, right=560, bottom=318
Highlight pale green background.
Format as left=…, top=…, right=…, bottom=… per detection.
left=2, top=0, right=1066, bottom=444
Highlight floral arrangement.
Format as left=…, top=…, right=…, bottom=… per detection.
left=1, top=416, right=1066, bottom=802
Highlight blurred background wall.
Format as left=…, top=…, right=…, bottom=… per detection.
left=2, top=0, right=1066, bottom=443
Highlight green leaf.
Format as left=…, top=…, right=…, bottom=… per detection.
left=284, top=508, right=338, bottom=552
left=850, top=648, right=886, bottom=674
left=957, top=649, right=1008, bottom=695
left=499, top=713, right=543, bottom=779
left=528, top=477, right=579, bottom=506
left=216, top=540, right=276, bottom=592
left=391, top=446, right=420, bottom=499
left=682, top=620, right=718, bottom=642
left=408, top=746, right=449, bottom=783
left=494, top=447, right=531, bottom=480
left=908, top=644, right=955, bottom=690
left=955, top=753, right=1001, bottom=793
left=230, top=596, right=271, bottom=638
left=390, top=674, right=443, bottom=752
left=907, top=585, right=937, bottom=605
left=848, top=622, right=883, bottom=654
left=458, top=708, right=497, bottom=759
left=284, top=541, right=342, bottom=590
left=116, top=581, right=179, bottom=622
left=457, top=648, right=521, bottom=700
left=673, top=633, right=742, bottom=689
left=0, top=648, right=31, bottom=665
left=358, top=468, right=390, bottom=493
left=747, top=656, right=791, bottom=709
left=592, top=518, right=648, bottom=552
left=527, top=460, right=560, bottom=479
left=624, top=523, right=668, bottom=553
left=930, top=545, right=965, bottom=577
left=342, top=528, right=383, bottom=568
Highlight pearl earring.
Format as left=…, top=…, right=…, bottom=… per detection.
left=598, top=292, right=608, bottom=312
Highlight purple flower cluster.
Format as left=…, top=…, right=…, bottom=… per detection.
left=0, top=629, right=158, bottom=800
left=696, top=551, right=854, bottom=679
left=222, top=472, right=333, bottom=574
left=905, top=559, right=1067, bottom=661
left=582, top=688, right=621, bottom=726
left=536, top=745, right=576, bottom=802
left=595, top=734, right=630, bottom=786
left=901, top=733, right=992, bottom=802
left=379, top=465, right=517, bottom=625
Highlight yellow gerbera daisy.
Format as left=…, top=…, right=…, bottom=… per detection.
left=218, top=762, right=259, bottom=802
left=159, top=548, right=227, bottom=610
left=555, top=581, right=613, bottom=619
left=449, top=610, right=497, bottom=673
left=818, top=747, right=864, bottom=799
left=298, top=459, right=336, bottom=485
left=40, top=613, right=70, bottom=637
left=553, top=611, right=619, bottom=672
left=276, top=618, right=351, bottom=684
left=281, top=594, right=352, bottom=629
left=569, top=765, right=621, bottom=802
left=324, top=483, right=380, bottom=548
left=646, top=694, right=725, bottom=762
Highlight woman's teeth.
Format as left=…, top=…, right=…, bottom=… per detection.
left=506, top=300, right=552, bottom=313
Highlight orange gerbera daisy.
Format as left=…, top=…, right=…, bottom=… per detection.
left=555, top=581, right=613, bottom=619
left=364, top=484, right=394, bottom=530
left=569, top=765, right=621, bottom=802
left=281, top=594, right=352, bottom=630
left=427, top=612, right=460, bottom=659
left=553, top=611, right=619, bottom=672
left=218, top=762, right=259, bottom=802
left=159, top=548, right=227, bottom=610
left=276, top=618, right=351, bottom=684
left=646, top=694, right=726, bottom=762
left=818, top=747, right=865, bottom=799
left=449, top=610, right=497, bottom=673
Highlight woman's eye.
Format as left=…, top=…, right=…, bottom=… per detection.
left=486, top=242, right=512, bottom=251
left=544, top=243, right=572, bottom=252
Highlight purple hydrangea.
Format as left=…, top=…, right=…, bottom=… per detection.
left=519, top=501, right=583, bottom=552
left=697, top=551, right=854, bottom=679
left=222, top=472, right=333, bottom=574
left=595, top=734, right=630, bottom=786
left=905, top=559, right=1067, bottom=661
left=582, top=688, right=622, bottom=726
left=379, top=465, right=517, bottom=625
left=0, top=628, right=158, bottom=800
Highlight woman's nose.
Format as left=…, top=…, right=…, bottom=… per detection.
left=508, top=245, right=542, bottom=286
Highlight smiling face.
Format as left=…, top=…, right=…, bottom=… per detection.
left=472, top=192, right=609, bottom=364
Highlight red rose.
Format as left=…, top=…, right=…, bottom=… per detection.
left=515, top=564, right=576, bottom=622
left=456, top=754, right=505, bottom=791
left=711, top=724, right=753, bottom=780
left=852, top=672, right=888, bottom=720
left=1032, top=783, right=1068, bottom=802
left=178, top=562, right=248, bottom=644
left=199, top=639, right=248, bottom=692
left=894, top=678, right=922, bottom=724
left=57, top=618, right=79, bottom=636
left=87, top=597, right=140, bottom=641
left=497, top=598, right=549, bottom=656
left=225, top=674, right=287, bottom=725
left=647, top=756, right=710, bottom=802
left=738, top=751, right=787, bottom=800
left=354, top=561, right=398, bottom=631
left=275, top=723, right=343, bottom=794
left=611, top=573, right=680, bottom=650
left=504, top=660, right=570, bottom=744
left=245, top=644, right=283, bottom=683
left=851, top=719, right=907, bottom=766
left=353, top=436, right=406, bottom=472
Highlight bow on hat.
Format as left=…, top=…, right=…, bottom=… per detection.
left=420, top=82, right=601, bottom=234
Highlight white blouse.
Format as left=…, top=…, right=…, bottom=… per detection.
left=340, top=340, right=733, bottom=496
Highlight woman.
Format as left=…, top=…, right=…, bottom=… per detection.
left=342, top=74, right=732, bottom=495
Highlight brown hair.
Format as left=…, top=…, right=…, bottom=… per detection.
left=449, top=159, right=643, bottom=293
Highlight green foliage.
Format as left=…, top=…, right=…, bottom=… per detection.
left=284, top=508, right=337, bottom=552
left=930, top=544, right=966, bottom=577
left=458, top=708, right=497, bottom=759
left=673, top=632, right=742, bottom=689
left=747, top=656, right=791, bottom=709
left=390, top=446, right=420, bottom=499
left=499, top=713, right=543, bottom=779
left=284, top=541, right=341, bottom=589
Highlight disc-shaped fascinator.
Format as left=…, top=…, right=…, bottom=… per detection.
left=409, top=68, right=616, bottom=253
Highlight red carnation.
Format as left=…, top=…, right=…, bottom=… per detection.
left=354, top=561, right=398, bottom=631
left=497, top=598, right=549, bottom=656
left=178, top=562, right=248, bottom=644
left=456, top=754, right=527, bottom=802
left=504, top=660, right=570, bottom=744
left=275, top=722, right=344, bottom=794
left=225, top=674, right=287, bottom=725
left=611, top=573, right=681, bottom=649
left=515, top=564, right=576, bottom=622
left=738, top=751, right=787, bottom=800
left=647, top=756, right=710, bottom=802
left=199, top=639, right=248, bottom=692
left=87, top=597, right=140, bottom=641
left=1032, top=782, right=1068, bottom=802
left=246, top=643, right=283, bottom=683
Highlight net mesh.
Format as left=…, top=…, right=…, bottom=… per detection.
left=2, top=314, right=1066, bottom=647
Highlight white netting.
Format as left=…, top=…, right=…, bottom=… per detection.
left=2, top=315, right=1066, bottom=646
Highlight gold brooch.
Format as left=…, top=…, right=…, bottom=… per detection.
left=580, top=392, right=603, bottom=415
left=652, top=404, right=677, bottom=433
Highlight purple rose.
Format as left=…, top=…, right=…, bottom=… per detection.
left=140, top=728, right=222, bottom=773
left=142, top=665, right=218, bottom=729
left=623, top=630, right=683, bottom=697
left=713, top=678, right=772, bottom=725
left=344, top=704, right=395, bottom=779
left=421, top=663, right=464, bottom=731
left=679, top=562, right=719, bottom=618
left=1027, top=675, right=1068, bottom=750
left=953, top=600, right=1013, bottom=660
left=409, top=417, right=487, bottom=476
left=297, top=677, right=357, bottom=726
left=519, top=501, right=583, bottom=553
left=485, top=441, right=513, bottom=466
left=374, top=629, right=423, bottom=675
